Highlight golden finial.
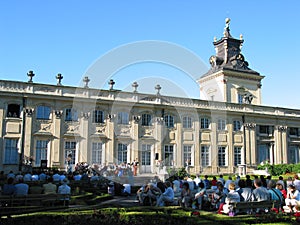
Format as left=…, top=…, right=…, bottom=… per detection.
left=225, top=18, right=231, bottom=28
left=214, top=36, right=217, bottom=42
left=240, top=34, right=243, bottom=40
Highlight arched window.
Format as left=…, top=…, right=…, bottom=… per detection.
left=142, top=113, right=152, bottom=126
left=164, top=114, right=174, bottom=128
left=36, top=105, right=51, bottom=120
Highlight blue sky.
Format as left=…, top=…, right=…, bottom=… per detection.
left=0, top=1, right=299, bottom=109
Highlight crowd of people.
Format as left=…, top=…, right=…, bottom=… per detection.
left=135, top=173, right=300, bottom=215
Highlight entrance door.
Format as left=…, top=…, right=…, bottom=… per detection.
left=140, top=144, right=152, bottom=173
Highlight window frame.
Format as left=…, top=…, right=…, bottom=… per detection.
left=65, top=108, right=78, bottom=122
left=4, top=138, right=19, bottom=164
left=200, top=117, right=210, bottom=129
left=92, top=110, right=104, bottom=123
left=141, top=113, right=152, bottom=126
left=182, top=116, right=192, bottom=129
left=164, top=114, right=174, bottom=128
left=201, top=145, right=210, bottom=167
left=218, top=146, right=227, bottom=167
left=117, top=112, right=129, bottom=125
left=217, top=119, right=226, bottom=131
left=36, top=105, right=51, bottom=120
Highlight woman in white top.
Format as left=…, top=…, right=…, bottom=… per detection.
left=222, top=183, right=240, bottom=214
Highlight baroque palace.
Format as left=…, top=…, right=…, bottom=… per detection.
left=1, top=19, right=300, bottom=175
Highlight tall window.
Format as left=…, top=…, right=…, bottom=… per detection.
left=35, top=140, right=48, bottom=167
left=92, top=142, right=103, bottom=164
left=164, top=145, right=174, bottom=166
left=4, top=139, right=19, bottom=164
left=117, top=143, right=128, bottom=164
left=183, top=116, right=192, bottom=129
left=201, top=145, right=210, bottom=167
left=258, top=144, right=270, bottom=164
left=233, top=120, right=242, bottom=131
left=238, top=94, right=244, bottom=104
left=142, top=114, right=152, bottom=126
left=36, top=106, right=51, bottom=120
left=218, top=146, right=227, bottom=166
left=117, top=112, right=129, bottom=124
left=164, top=115, right=174, bottom=128
left=65, top=108, right=78, bottom=121
left=64, top=141, right=76, bottom=164
left=289, top=145, right=300, bottom=164
left=7, top=104, right=20, bottom=118
left=217, top=119, right=226, bottom=131
left=183, top=145, right=192, bottom=166
left=93, top=110, right=104, bottom=123
left=234, top=147, right=242, bottom=166
left=200, top=118, right=210, bottom=129
left=141, top=144, right=151, bottom=166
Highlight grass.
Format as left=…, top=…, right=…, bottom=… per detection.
left=2, top=205, right=300, bottom=225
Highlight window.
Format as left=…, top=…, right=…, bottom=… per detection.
left=7, top=104, right=20, bottom=118
left=65, top=108, right=78, bottom=121
left=201, top=145, right=210, bottom=167
left=183, top=116, right=192, bottom=129
left=4, top=139, right=18, bottom=164
left=233, top=120, right=242, bottom=131
left=164, top=145, right=174, bottom=166
left=93, top=110, right=104, bottom=123
left=183, top=145, right=192, bottom=166
left=64, top=141, right=76, bottom=165
left=200, top=118, right=210, bottom=129
left=259, top=125, right=273, bottom=136
left=164, top=115, right=174, bottom=128
left=218, top=146, right=227, bottom=166
left=117, top=112, right=129, bottom=124
left=117, top=143, right=128, bottom=164
left=238, top=94, right=244, bottom=104
left=35, top=140, right=48, bottom=167
left=142, top=114, right=152, bottom=126
left=234, top=147, right=242, bottom=166
left=289, top=127, right=299, bottom=136
left=141, top=144, right=151, bottom=166
left=289, top=145, right=300, bottom=164
left=92, top=142, right=103, bottom=164
left=217, top=119, right=226, bottom=131
left=36, top=106, right=51, bottom=120
left=258, top=144, right=270, bottom=164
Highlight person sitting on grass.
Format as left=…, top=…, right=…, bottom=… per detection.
left=221, top=183, right=240, bottom=215
left=178, top=182, right=192, bottom=208
left=193, top=182, right=206, bottom=209
left=156, top=181, right=174, bottom=207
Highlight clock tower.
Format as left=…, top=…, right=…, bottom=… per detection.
left=198, top=18, right=264, bottom=105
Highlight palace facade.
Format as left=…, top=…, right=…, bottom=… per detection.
left=1, top=20, right=300, bottom=175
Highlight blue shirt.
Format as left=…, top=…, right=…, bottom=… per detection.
left=162, top=187, right=174, bottom=199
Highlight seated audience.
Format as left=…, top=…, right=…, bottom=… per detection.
left=222, top=183, right=240, bottom=214
left=156, top=181, right=174, bottom=206
left=14, top=178, right=29, bottom=196
left=43, top=177, right=57, bottom=194
left=178, top=182, right=192, bottom=208
left=2, top=177, right=16, bottom=195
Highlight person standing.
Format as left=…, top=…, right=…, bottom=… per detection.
left=132, top=158, right=139, bottom=176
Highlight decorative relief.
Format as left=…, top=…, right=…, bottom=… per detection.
left=116, top=125, right=131, bottom=136
left=277, top=125, right=287, bottom=132
left=24, top=108, right=34, bottom=116
left=64, top=122, right=80, bottom=132
left=244, top=123, right=256, bottom=129
left=141, top=126, right=154, bottom=137
left=54, top=110, right=63, bottom=119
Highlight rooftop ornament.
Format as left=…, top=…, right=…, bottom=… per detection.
left=27, top=70, right=35, bottom=83
left=132, top=81, right=138, bottom=92
left=108, top=79, right=115, bottom=90
left=56, top=73, right=63, bottom=85
left=83, top=76, right=90, bottom=88
left=155, top=84, right=161, bottom=95
left=223, top=17, right=232, bottom=38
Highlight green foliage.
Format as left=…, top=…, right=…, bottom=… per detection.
left=257, top=163, right=300, bottom=176
left=167, top=167, right=188, bottom=179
